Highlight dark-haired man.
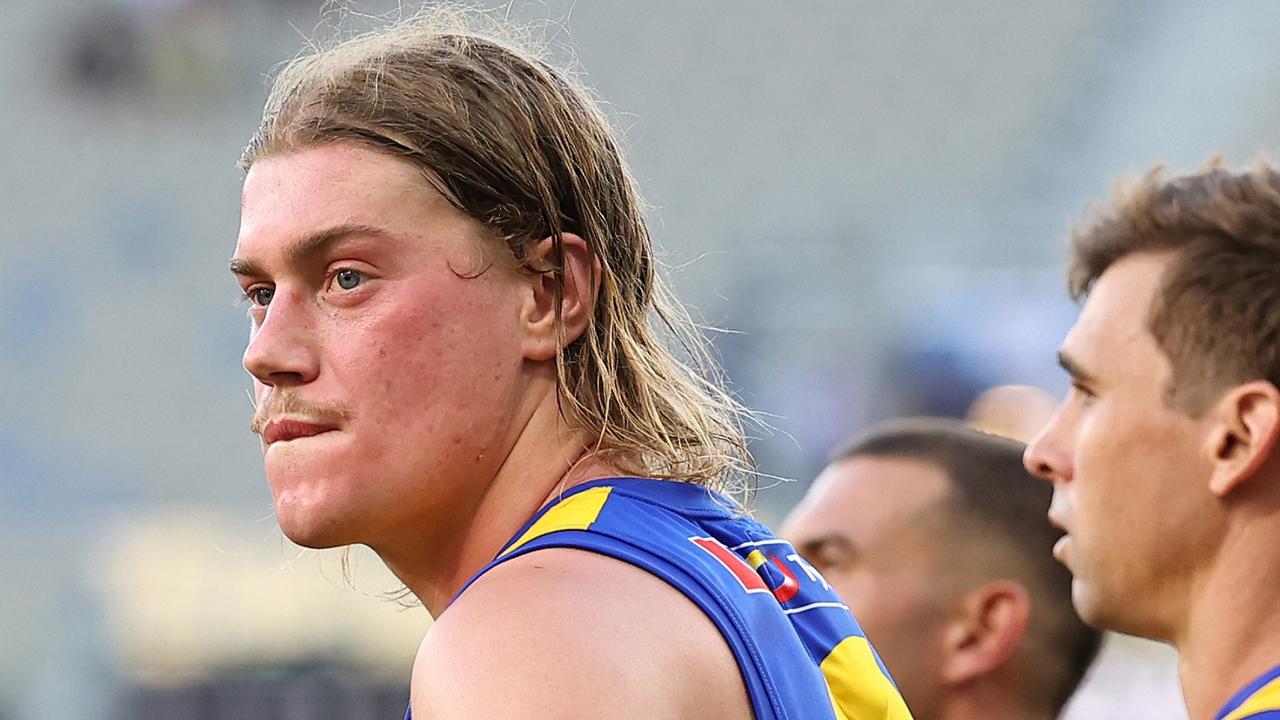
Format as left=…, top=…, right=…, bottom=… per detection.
left=784, top=418, right=1101, bottom=720
left=1025, top=162, right=1280, bottom=720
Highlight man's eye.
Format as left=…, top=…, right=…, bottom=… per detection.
left=818, top=554, right=846, bottom=571
left=810, top=548, right=850, bottom=572
left=245, top=287, right=274, bottom=306
left=333, top=269, right=364, bottom=291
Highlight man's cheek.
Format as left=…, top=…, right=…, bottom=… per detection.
left=829, top=571, right=868, bottom=606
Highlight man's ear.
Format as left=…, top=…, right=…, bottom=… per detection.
left=521, top=233, right=601, bottom=363
left=1205, top=381, right=1280, bottom=497
left=938, top=580, right=1030, bottom=687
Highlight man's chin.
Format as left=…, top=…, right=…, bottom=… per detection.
left=1072, top=579, right=1137, bottom=635
left=279, top=525, right=349, bottom=549
left=280, top=517, right=355, bottom=545
left=272, top=502, right=354, bottom=549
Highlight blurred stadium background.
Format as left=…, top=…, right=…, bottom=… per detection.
left=5, top=0, right=1280, bottom=717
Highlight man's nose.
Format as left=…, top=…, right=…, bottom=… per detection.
left=1023, top=411, right=1072, bottom=484
left=242, top=291, right=320, bottom=389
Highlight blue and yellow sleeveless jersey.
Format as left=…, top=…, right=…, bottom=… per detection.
left=434, top=477, right=912, bottom=720
left=1218, top=664, right=1280, bottom=720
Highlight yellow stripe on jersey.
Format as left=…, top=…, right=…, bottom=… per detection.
left=500, top=485, right=613, bottom=558
left=1222, top=675, right=1280, bottom=720
left=821, top=636, right=914, bottom=720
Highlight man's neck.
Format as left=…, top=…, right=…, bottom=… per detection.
left=1176, top=521, right=1280, bottom=720
left=936, top=687, right=1053, bottom=720
left=372, top=386, right=629, bottom=617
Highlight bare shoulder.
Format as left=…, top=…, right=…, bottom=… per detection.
left=410, top=547, right=753, bottom=719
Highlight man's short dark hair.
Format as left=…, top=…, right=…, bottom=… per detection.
left=833, top=417, right=1102, bottom=714
left=1069, top=161, right=1280, bottom=414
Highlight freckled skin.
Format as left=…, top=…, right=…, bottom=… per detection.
left=234, top=144, right=531, bottom=556
left=234, top=141, right=763, bottom=720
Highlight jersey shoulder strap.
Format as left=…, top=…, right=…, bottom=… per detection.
left=1220, top=665, right=1280, bottom=720
left=458, top=477, right=911, bottom=720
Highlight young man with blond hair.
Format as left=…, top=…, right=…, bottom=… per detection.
left=1025, top=161, right=1280, bottom=720
left=230, top=12, right=910, bottom=719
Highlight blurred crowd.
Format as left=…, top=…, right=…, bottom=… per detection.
left=9, top=1, right=1280, bottom=719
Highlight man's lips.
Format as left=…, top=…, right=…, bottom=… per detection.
left=1047, top=510, right=1069, bottom=534
left=1052, top=534, right=1071, bottom=563
left=1047, top=511, right=1072, bottom=563
left=262, top=418, right=340, bottom=446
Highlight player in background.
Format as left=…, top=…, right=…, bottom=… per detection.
left=966, top=384, right=1058, bottom=443
left=784, top=418, right=1101, bottom=720
left=230, top=10, right=910, bottom=719
left=1025, top=161, right=1280, bottom=720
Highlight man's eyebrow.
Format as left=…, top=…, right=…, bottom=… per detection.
left=1057, top=349, right=1096, bottom=385
left=796, top=533, right=856, bottom=558
left=228, top=223, right=393, bottom=277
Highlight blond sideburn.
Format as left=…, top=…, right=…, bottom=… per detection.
left=241, top=10, right=755, bottom=497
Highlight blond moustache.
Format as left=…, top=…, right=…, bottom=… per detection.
left=250, top=394, right=354, bottom=435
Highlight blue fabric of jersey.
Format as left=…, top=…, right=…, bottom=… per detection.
left=411, top=477, right=896, bottom=720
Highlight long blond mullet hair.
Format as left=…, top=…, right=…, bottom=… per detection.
left=241, top=10, right=756, bottom=498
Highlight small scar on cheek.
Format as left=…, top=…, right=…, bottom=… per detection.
left=378, top=347, right=388, bottom=359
